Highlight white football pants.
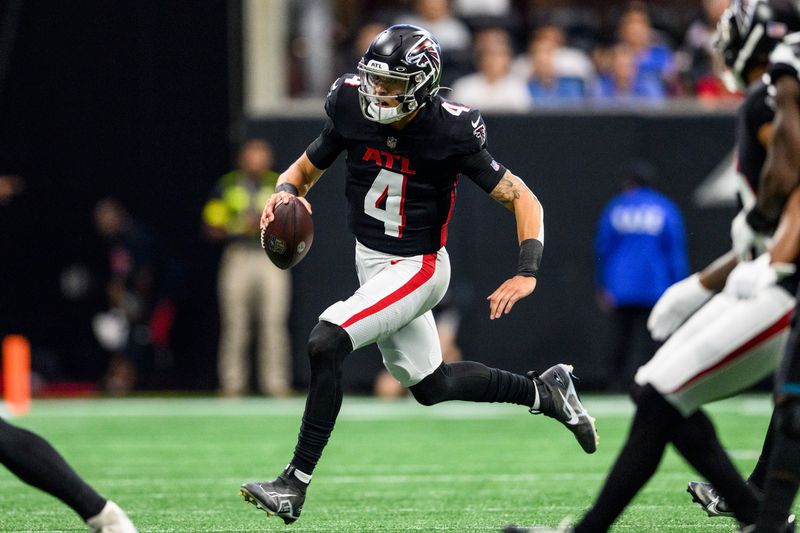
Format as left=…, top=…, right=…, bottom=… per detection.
left=320, top=241, right=450, bottom=386
left=635, top=285, right=794, bottom=415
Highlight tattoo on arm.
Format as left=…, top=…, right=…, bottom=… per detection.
left=491, top=175, right=524, bottom=210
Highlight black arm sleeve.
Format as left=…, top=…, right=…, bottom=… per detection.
left=457, top=148, right=507, bottom=193
left=306, top=118, right=346, bottom=170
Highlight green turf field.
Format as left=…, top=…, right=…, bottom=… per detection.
left=0, top=395, right=789, bottom=532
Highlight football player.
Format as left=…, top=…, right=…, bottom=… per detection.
left=239, top=24, right=599, bottom=524
left=504, top=1, right=800, bottom=532
left=736, top=14, right=800, bottom=532
left=0, top=417, right=137, bottom=532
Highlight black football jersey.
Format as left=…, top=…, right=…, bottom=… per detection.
left=306, top=74, right=507, bottom=256
left=736, top=80, right=773, bottom=198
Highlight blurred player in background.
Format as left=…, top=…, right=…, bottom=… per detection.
left=203, top=139, right=291, bottom=397
left=93, top=198, right=177, bottom=394
left=730, top=9, right=800, bottom=529
left=240, top=24, right=599, bottom=525
left=0, top=418, right=136, bottom=532
left=505, top=1, right=800, bottom=531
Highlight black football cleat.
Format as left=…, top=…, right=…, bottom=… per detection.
left=529, top=364, right=599, bottom=454
left=240, top=470, right=307, bottom=525
left=687, top=481, right=734, bottom=517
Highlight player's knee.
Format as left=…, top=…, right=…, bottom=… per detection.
left=307, top=321, right=352, bottom=361
left=775, top=397, right=800, bottom=440
left=410, top=364, right=448, bottom=406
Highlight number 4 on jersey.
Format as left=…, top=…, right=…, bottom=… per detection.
left=364, top=168, right=406, bottom=238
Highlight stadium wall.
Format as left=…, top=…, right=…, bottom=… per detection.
left=249, top=111, right=737, bottom=391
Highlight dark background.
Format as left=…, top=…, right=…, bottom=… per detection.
left=0, top=1, right=737, bottom=392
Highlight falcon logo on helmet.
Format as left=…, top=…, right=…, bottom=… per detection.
left=356, top=24, right=443, bottom=124
left=405, top=36, right=441, bottom=71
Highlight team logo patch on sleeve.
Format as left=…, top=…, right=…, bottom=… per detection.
left=473, top=124, right=487, bottom=146
left=490, top=160, right=500, bottom=171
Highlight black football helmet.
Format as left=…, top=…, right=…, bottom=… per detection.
left=715, top=0, right=800, bottom=90
left=357, top=24, right=442, bottom=124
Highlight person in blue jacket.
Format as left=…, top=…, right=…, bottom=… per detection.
left=595, top=160, right=689, bottom=390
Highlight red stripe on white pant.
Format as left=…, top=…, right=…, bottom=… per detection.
left=671, top=309, right=793, bottom=394
left=340, top=253, right=438, bottom=329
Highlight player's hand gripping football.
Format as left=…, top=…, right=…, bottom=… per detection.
left=260, top=191, right=312, bottom=230
left=487, top=275, right=537, bottom=320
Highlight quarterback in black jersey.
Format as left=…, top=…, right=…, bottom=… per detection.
left=507, top=2, right=800, bottom=532
left=238, top=25, right=599, bottom=525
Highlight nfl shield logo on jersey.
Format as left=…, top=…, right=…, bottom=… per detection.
left=387, top=136, right=397, bottom=149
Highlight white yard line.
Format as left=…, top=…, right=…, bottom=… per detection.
left=2, top=394, right=773, bottom=420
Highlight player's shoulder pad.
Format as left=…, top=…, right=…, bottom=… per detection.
left=324, top=73, right=362, bottom=121
left=432, top=96, right=488, bottom=154
left=769, top=33, right=800, bottom=83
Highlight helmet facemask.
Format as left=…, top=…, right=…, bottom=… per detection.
left=357, top=61, right=434, bottom=124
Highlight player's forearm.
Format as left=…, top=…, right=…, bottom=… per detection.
left=278, top=153, right=324, bottom=197
left=698, top=251, right=738, bottom=292
left=770, top=186, right=800, bottom=264
left=512, top=188, right=544, bottom=244
left=490, top=171, right=543, bottom=241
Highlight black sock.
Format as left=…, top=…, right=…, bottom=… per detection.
left=574, top=385, right=680, bottom=533
left=290, top=322, right=352, bottom=476
left=755, top=399, right=800, bottom=533
left=755, top=432, right=800, bottom=532
left=0, top=418, right=106, bottom=520
left=409, top=362, right=535, bottom=407
left=748, top=411, right=777, bottom=491
left=671, top=409, right=759, bottom=524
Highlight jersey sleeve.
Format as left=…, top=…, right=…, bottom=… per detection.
left=452, top=109, right=507, bottom=193
left=306, top=118, right=346, bottom=170
left=305, top=76, right=349, bottom=169
left=745, top=83, right=774, bottom=132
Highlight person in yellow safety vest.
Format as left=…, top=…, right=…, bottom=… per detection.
left=203, top=138, right=292, bottom=397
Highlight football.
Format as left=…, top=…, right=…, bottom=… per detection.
left=260, top=197, right=314, bottom=269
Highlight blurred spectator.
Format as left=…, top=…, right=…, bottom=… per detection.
left=614, top=3, right=674, bottom=98
left=397, top=0, right=471, bottom=53
left=395, top=0, right=473, bottom=84
left=593, top=44, right=666, bottom=103
left=0, top=174, right=24, bottom=206
left=525, top=38, right=587, bottom=106
left=453, top=0, right=511, bottom=19
left=450, top=30, right=530, bottom=111
left=338, top=21, right=387, bottom=78
left=594, top=161, right=689, bottom=390
left=678, top=0, right=737, bottom=100
left=93, top=198, right=177, bottom=394
left=513, top=25, right=595, bottom=88
left=203, top=139, right=292, bottom=398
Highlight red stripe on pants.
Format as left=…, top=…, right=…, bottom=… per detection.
left=341, top=253, right=437, bottom=329
left=671, top=310, right=793, bottom=394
